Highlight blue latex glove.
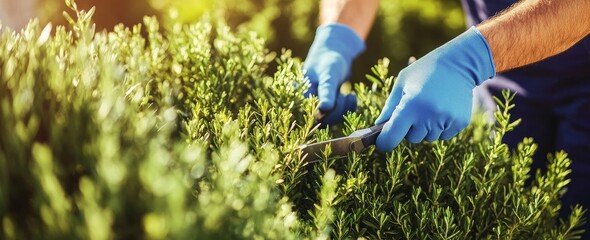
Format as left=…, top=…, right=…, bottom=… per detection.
left=375, top=26, right=496, bottom=152
left=303, top=23, right=365, bottom=125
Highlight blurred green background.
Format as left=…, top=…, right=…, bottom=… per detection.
left=3, top=0, right=466, bottom=81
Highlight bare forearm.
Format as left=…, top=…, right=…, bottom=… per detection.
left=0, top=0, right=37, bottom=30
left=477, top=0, right=590, bottom=73
left=320, top=0, right=380, bottom=40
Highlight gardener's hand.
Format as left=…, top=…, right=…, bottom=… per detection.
left=304, top=23, right=365, bottom=125
left=375, top=27, right=496, bottom=152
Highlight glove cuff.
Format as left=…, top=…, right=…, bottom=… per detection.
left=312, top=23, right=366, bottom=60
left=469, top=27, right=497, bottom=84
left=443, top=26, right=497, bottom=86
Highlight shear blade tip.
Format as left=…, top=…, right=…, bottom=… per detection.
left=297, top=144, right=307, bottom=150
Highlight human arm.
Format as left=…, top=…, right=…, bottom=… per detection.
left=478, top=0, right=590, bottom=72
left=0, top=0, right=37, bottom=30
left=320, top=0, right=379, bottom=40
left=375, top=0, right=590, bottom=151
left=303, top=0, right=379, bottom=124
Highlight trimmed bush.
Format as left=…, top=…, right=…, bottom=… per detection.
left=0, top=3, right=586, bottom=239
left=37, top=0, right=467, bottom=84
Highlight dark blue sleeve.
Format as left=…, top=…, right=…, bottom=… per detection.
left=461, top=0, right=590, bottom=86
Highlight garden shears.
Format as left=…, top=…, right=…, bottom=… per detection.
left=297, top=123, right=385, bottom=163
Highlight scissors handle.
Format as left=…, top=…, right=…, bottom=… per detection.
left=360, top=123, right=385, bottom=147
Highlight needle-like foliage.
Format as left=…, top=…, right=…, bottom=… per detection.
left=0, top=2, right=585, bottom=239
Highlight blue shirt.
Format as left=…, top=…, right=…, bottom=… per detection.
left=462, top=0, right=590, bottom=99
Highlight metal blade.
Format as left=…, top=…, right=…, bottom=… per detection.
left=298, top=136, right=358, bottom=163
left=297, top=123, right=386, bottom=163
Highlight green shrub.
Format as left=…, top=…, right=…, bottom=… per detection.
left=141, top=0, right=466, bottom=83
left=0, top=3, right=586, bottom=239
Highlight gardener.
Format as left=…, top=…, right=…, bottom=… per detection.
left=304, top=0, right=590, bottom=236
